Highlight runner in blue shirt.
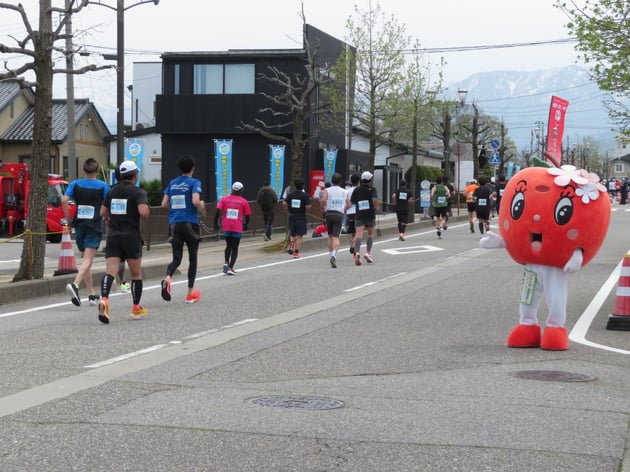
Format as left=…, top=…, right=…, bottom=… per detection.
left=160, top=154, right=206, bottom=303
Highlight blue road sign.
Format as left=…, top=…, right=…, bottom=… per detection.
left=491, top=139, right=500, bottom=149
left=489, top=151, right=501, bottom=165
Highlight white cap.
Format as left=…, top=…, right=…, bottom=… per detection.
left=118, top=160, right=138, bottom=175
left=361, top=171, right=373, bottom=181
left=232, top=181, right=243, bottom=191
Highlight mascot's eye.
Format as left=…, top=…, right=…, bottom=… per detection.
left=510, top=191, right=525, bottom=220
left=554, top=196, right=573, bottom=226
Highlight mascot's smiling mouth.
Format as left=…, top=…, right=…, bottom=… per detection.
left=531, top=232, right=543, bottom=251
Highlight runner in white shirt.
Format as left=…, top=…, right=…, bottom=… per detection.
left=320, top=172, right=347, bottom=268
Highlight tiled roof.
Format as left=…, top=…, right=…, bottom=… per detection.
left=1, top=99, right=93, bottom=142
left=0, top=80, right=23, bottom=114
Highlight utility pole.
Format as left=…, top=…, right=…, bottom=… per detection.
left=65, top=0, right=76, bottom=177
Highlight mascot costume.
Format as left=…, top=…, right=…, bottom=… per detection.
left=481, top=153, right=611, bottom=350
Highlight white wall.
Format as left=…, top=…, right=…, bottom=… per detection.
left=132, top=62, right=161, bottom=129
left=108, top=133, right=162, bottom=183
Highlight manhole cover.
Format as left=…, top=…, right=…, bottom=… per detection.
left=249, top=395, right=345, bottom=410
left=511, top=370, right=596, bottom=382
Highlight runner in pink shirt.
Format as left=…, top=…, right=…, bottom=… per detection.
left=213, top=182, right=252, bottom=275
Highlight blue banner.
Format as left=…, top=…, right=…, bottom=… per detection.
left=323, top=148, right=338, bottom=183
left=269, top=145, right=285, bottom=196
left=507, top=161, right=515, bottom=179
left=125, top=138, right=144, bottom=186
left=214, top=139, right=233, bottom=200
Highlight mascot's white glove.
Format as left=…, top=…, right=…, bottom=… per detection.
left=480, top=231, right=506, bottom=249
left=563, top=248, right=583, bottom=273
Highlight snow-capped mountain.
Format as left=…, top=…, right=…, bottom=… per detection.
left=449, top=65, right=615, bottom=155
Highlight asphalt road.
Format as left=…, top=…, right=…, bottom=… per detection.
left=0, top=210, right=630, bottom=471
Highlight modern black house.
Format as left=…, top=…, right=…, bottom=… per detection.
left=156, top=24, right=368, bottom=202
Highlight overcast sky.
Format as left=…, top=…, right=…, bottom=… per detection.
left=1, top=0, right=583, bottom=131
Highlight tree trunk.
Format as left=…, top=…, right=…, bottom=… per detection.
left=13, top=0, right=53, bottom=281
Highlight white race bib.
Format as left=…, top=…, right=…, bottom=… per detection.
left=399, top=192, right=407, bottom=200
left=358, top=200, right=370, bottom=210
left=110, top=198, right=128, bottom=215
left=171, top=195, right=186, bottom=209
left=291, top=199, right=301, bottom=209
left=77, top=205, right=95, bottom=219
left=226, top=208, right=239, bottom=219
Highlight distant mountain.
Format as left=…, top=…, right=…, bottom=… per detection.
left=450, top=65, right=616, bottom=155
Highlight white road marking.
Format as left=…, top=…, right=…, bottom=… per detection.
left=84, top=318, right=259, bottom=368
left=570, top=258, right=630, bottom=355
left=381, top=245, right=443, bottom=255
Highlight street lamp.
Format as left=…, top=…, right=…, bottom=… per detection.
left=409, top=88, right=436, bottom=222
left=88, top=0, right=160, bottom=165
left=455, top=88, right=467, bottom=216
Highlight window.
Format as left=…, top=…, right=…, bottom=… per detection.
left=194, top=64, right=223, bottom=94
left=615, top=163, right=624, bottom=173
left=192, top=63, right=255, bottom=94
left=174, top=64, right=180, bottom=95
left=225, top=64, right=255, bottom=94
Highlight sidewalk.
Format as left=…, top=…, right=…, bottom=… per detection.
left=0, top=212, right=466, bottom=306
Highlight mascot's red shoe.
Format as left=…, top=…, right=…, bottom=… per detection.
left=506, top=324, right=541, bottom=348
left=541, top=326, right=569, bottom=351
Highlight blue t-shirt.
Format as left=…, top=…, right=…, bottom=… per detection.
left=164, top=175, right=203, bottom=224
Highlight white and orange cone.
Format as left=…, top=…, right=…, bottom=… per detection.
left=53, top=225, right=78, bottom=276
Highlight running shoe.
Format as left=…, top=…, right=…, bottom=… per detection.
left=364, top=253, right=373, bottom=264
left=222, top=263, right=228, bottom=274
left=437, top=228, right=442, bottom=239
left=98, top=297, right=110, bottom=324
left=287, top=240, right=295, bottom=255
left=119, top=281, right=130, bottom=293
left=349, top=245, right=355, bottom=255
left=355, top=254, right=362, bottom=266
left=226, top=269, right=237, bottom=275
left=130, top=304, right=147, bottom=320
left=330, top=256, right=337, bottom=268
left=88, top=294, right=100, bottom=306
left=66, top=282, right=81, bottom=306
left=293, top=251, right=300, bottom=259
left=399, top=235, right=405, bottom=241
left=161, top=277, right=171, bottom=301
left=185, top=290, right=201, bottom=304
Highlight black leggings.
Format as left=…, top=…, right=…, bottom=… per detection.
left=166, top=223, right=200, bottom=289
left=224, top=235, right=241, bottom=269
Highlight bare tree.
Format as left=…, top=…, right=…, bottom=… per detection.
left=240, top=8, right=331, bottom=186
left=0, top=1, right=113, bottom=281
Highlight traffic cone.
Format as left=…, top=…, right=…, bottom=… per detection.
left=607, top=252, right=630, bottom=331
left=53, top=225, right=78, bottom=276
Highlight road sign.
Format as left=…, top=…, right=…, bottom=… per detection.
left=491, top=138, right=500, bottom=149
left=489, top=151, right=501, bottom=165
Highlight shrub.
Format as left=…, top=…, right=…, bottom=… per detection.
left=140, top=179, right=163, bottom=206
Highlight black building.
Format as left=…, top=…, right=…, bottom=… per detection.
left=156, top=25, right=367, bottom=202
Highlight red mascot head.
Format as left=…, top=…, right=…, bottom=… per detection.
left=499, top=162, right=611, bottom=268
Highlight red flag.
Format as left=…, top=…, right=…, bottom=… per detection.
left=546, top=96, right=569, bottom=165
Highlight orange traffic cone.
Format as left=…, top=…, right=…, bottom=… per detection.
left=53, top=225, right=78, bottom=276
left=607, top=252, right=630, bottom=331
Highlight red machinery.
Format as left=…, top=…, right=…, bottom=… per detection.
left=0, top=163, right=75, bottom=243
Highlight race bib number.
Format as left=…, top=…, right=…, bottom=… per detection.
left=171, top=195, right=186, bottom=209
left=399, top=192, right=407, bottom=200
left=478, top=198, right=487, bottom=206
left=499, top=189, right=504, bottom=196
left=331, top=198, right=344, bottom=206
left=226, top=208, right=239, bottom=219
left=519, top=269, right=537, bottom=305
left=291, top=199, right=301, bottom=209
left=437, top=196, right=446, bottom=204
left=358, top=200, right=370, bottom=210
left=110, top=198, right=128, bottom=215
left=76, top=205, right=95, bottom=219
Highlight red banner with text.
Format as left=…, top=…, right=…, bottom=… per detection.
left=546, top=95, right=570, bottom=165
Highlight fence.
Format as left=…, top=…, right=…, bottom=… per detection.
left=141, top=199, right=327, bottom=249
